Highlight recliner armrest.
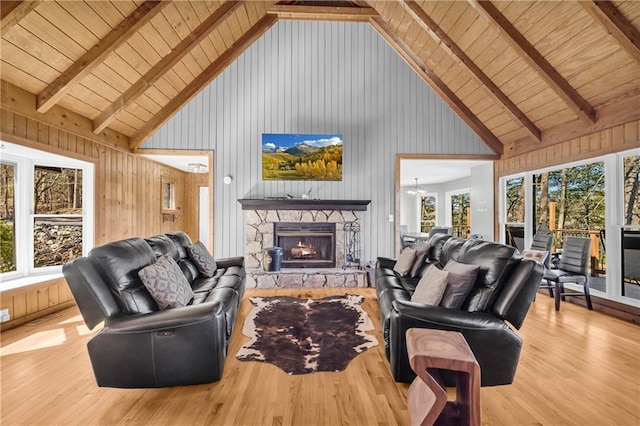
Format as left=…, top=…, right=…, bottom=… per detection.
left=215, top=256, right=245, bottom=269
left=104, top=302, right=225, bottom=333
left=377, top=257, right=397, bottom=269
left=391, top=300, right=507, bottom=330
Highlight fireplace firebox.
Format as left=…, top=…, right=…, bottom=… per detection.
left=274, top=222, right=336, bottom=268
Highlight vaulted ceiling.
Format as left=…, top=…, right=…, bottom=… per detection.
left=2, top=0, right=639, bottom=157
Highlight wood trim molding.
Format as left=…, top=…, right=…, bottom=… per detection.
left=0, top=0, right=41, bottom=36
left=468, top=0, right=596, bottom=125
left=35, top=0, right=169, bottom=113
left=129, top=15, right=278, bottom=149
left=401, top=0, right=541, bottom=143
left=268, top=4, right=378, bottom=21
left=580, top=1, right=640, bottom=64
left=369, top=17, right=503, bottom=155
left=1, top=80, right=131, bottom=152
left=93, top=0, right=245, bottom=134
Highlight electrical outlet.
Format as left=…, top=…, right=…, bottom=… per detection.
left=388, top=214, right=394, bottom=222
left=0, top=308, right=10, bottom=323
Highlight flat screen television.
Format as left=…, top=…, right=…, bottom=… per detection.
left=262, top=133, right=343, bottom=181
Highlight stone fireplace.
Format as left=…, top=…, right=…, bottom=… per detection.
left=238, top=199, right=370, bottom=288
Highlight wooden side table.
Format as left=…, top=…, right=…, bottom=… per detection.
left=406, top=328, right=481, bottom=426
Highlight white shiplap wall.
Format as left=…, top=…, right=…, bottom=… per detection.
left=143, top=21, right=493, bottom=261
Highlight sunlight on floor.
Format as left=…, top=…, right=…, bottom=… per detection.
left=0, top=329, right=67, bottom=356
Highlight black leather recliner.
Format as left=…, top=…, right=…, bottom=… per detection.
left=62, top=232, right=245, bottom=388
left=376, top=235, right=543, bottom=386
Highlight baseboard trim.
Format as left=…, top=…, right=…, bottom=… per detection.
left=0, top=301, right=76, bottom=332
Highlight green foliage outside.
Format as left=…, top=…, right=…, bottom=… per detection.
left=420, top=195, right=436, bottom=232
left=263, top=146, right=343, bottom=181
left=0, top=220, right=15, bottom=273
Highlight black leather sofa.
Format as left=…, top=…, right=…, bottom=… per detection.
left=375, top=234, right=542, bottom=386
left=62, top=231, right=245, bottom=388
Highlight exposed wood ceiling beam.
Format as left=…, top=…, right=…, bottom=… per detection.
left=1, top=80, right=131, bottom=153
left=93, top=0, right=244, bottom=134
left=129, top=15, right=278, bottom=149
left=468, top=0, right=596, bottom=125
left=580, top=1, right=640, bottom=64
left=400, top=0, right=541, bottom=143
left=369, top=17, right=503, bottom=155
left=507, top=91, right=640, bottom=158
left=268, top=5, right=378, bottom=21
left=35, top=0, right=169, bottom=114
left=1, top=1, right=41, bottom=36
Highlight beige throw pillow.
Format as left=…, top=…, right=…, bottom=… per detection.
left=393, top=248, right=416, bottom=277
left=411, top=265, right=450, bottom=305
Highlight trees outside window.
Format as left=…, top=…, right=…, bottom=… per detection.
left=505, top=177, right=525, bottom=223
left=33, top=166, right=83, bottom=268
left=0, top=141, right=92, bottom=285
left=450, top=192, right=470, bottom=238
left=420, top=195, right=436, bottom=233
left=0, top=163, right=16, bottom=273
left=623, top=154, right=639, bottom=226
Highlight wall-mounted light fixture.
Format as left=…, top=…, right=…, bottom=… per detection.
left=223, top=175, right=233, bottom=185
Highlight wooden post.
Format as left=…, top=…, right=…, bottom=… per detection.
left=548, top=201, right=556, bottom=231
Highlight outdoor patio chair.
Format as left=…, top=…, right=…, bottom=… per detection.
left=530, top=232, right=554, bottom=297
left=541, top=237, right=593, bottom=311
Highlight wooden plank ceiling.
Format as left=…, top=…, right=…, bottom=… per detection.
left=1, top=0, right=639, bottom=156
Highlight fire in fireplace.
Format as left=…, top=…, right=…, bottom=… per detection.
left=274, top=222, right=336, bottom=268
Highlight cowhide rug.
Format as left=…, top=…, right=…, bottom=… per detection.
left=237, top=294, right=379, bottom=375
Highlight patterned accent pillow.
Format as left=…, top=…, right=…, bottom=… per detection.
left=138, top=254, right=194, bottom=310
left=187, top=240, right=217, bottom=278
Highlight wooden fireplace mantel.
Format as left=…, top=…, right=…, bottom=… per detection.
left=238, top=199, right=371, bottom=211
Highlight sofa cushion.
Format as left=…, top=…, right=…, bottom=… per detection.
left=427, top=233, right=453, bottom=264
left=145, top=234, right=179, bottom=260
left=411, top=265, right=449, bottom=305
left=410, top=242, right=431, bottom=278
left=440, top=259, right=480, bottom=309
left=439, top=237, right=466, bottom=268
left=393, top=248, right=416, bottom=277
left=188, top=241, right=217, bottom=278
left=458, top=240, right=518, bottom=312
left=88, top=237, right=158, bottom=314
left=138, top=254, right=194, bottom=310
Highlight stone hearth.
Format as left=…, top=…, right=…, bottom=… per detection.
left=245, top=268, right=368, bottom=289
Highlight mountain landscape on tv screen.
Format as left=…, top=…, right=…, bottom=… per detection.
left=262, top=134, right=343, bottom=181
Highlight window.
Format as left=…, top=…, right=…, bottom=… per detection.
left=0, top=163, right=16, bottom=273
left=500, top=149, right=640, bottom=307
left=447, top=189, right=470, bottom=238
left=33, top=165, right=84, bottom=268
left=0, top=142, right=93, bottom=286
left=420, top=194, right=437, bottom=233
left=623, top=154, right=640, bottom=226
left=162, top=178, right=176, bottom=211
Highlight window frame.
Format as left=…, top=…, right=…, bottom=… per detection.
left=0, top=142, right=94, bottom=287
left=499, top=148, right=640, bottom=308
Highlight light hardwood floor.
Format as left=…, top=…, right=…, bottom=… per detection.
left=1, top=287, right=639, bottom=425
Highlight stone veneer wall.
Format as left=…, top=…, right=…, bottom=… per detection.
left=245, top=209, right=362, bottom=270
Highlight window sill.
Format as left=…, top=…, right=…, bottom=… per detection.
left=0, top=273, right=64, bottom=292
